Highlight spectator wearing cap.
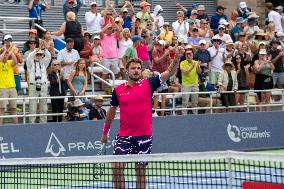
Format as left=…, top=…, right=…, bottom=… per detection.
left=176, top=2, right=198, bottom=19
left=253, top=49, right=274, bottom=112
left=152, top=5, right=164, bottom=30
left=251, top=30, right=268, bottom=53
left=90, top=35, right=103, bottom=64
left=188, top=10, right=200, bottom=27
left=88, top=94, right=106, bottom=120
left=238, top=2, right=252, bottom=19
left=275, top=32, right=284, bottom=47
left=27, top=0, right=49, bottom=38
left=197, top=5, right=209, bottom=22
left=26, top=48, right=51, bottom=123
left=80, top=32, right=92, bottom=59
left=52, top=11, right=84, bottom=53
left=100, top=21, right=121, bottom=89
left=234, top=32, right=247, bottom=50
left=1, top=35, right=23, bottom=94
left=214, top=25, right=232, bottom=48
left=159, top=22, right=174, bottom=45
left=0, top=47, right=18, bottom=124
left=230, top=17, right=244, bottom=42
left=57, top=38, right=80, bottom=82
left=136, top=1, right=153, bottom=29
left=120, top=1, right=135, bottom=30
left=199, top=19, right=214, bottom=43
left=172, top=11, right=189, bottom=44
left=152, top=40, right=173, bottom=74
left=48, top=60, right=66, bottom=122
left=85, top=2, right=103, bottom=36
left=269, top=40, right=284, bottom=89
left=123, top=35, right=141, bottom=69
left=188, top=27, right=204, bottom=49
left=63, top=0, right=82, bottom=21
left=180, top=49, right=201, bottom=115
left=217, top=60, right=238, bottom=112
left=24, top=37, right=39, bottom=82
left=210, top=6, right=227, bottom=32
left=72, top=99, right=89, bottom=121
left=23, top=29, right=40, bottom=54
left=208, top=36, right=226, bottom=86
left=224, top=40, right=236, bottom=62
left=118, top=28, right=133, bottom=79
left=266, top=2, right=283, bottom=33
left=198, top=74, right=219, bottom=113
left=194, top=40, right=211, bottom=78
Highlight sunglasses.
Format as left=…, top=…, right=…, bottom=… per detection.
left=202, top=22, right=208, bottom=24
left=53, top=64, right=60, bottom=66
left=29, top=42, right=36, bottom=45
left=69, top=2, right=74, bottom=4
left=107, top=13, right=112, bottom=16
left=236, top=57, right=241, bottom=59
left=36, top=53, right=44, bottom=57
left=192, top=29, right=199, bottom=32
left=186, top=53, right=193, bottom=56
left=212, top=39, right=220, bottom=42
left=147, top=24, right=152, bottom=26
left=218, top=28, right=225, bottom=30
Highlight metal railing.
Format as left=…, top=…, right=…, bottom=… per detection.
left=88, top=62, right=116, bottom=94
left=0, top=89, right=283, bottom=125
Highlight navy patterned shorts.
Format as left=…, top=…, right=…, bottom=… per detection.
left=113, top=135, right=153, bottom=155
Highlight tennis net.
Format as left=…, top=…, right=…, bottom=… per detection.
left=0, top=151, right=284, bottom=189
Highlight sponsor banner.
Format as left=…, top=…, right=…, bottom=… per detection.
left=243, top=181, right=284, bottom=189
left=0, top=112, right=284, bottom=158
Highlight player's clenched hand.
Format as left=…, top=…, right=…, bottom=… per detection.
left=101, top=134, right=108, bottom=143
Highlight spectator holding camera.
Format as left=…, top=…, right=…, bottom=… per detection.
left=26, top=48, right=51, bottom=123
left=0, top=49, right=18, bottom=124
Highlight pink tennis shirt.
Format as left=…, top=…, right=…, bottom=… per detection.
left=101, top=33, right=118, bottom=58
left=110, top=75, right=162, bottom=136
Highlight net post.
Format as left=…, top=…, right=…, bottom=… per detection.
left=227, top=157, right=233, bottom=189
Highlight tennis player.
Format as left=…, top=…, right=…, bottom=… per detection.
left=101, top=47, right=183, bottom=189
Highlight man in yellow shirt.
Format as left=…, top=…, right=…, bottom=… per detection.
left=0, top=49, right=18, bottom=124
left=180, top=49, right=201, bottom=115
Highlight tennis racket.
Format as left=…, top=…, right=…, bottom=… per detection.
left=93, top=142, right=107, bottom=179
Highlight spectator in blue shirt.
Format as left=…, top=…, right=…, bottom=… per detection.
left=120, top=1, right=135, bottom=30
left=210, top=6, right=227, bottom=32
left=194, top=40, right=211, bottom=78
left=176, top=2, right=198, bottom=19
left=230, top=17, right=244, bottom=42
left=27, top=0, right=49, bottom=38
left=63, top=0, right=82, bottom=21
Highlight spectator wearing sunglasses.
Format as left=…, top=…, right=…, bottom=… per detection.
left=120, top=1, right=135, bottom=30
left=63, top=0, right=82, bottom=21
left=213, top=25, right=232, bottom=48
left=136, top=1, right=154, bottom=29
left=159, top=22, right=173, bottom=45
left=197, top=5, right=210, bottom=22
left=210, top=6, right=227, bottom=32
left=48, top=60, right=66, bottom=122
left=188, top=27, right=204, bottom=49
left=199, top=19, right=214, bottom=43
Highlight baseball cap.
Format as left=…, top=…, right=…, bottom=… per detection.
left=236, top=17, right=244, bottom=24
left=218, top=24, right=225, bottom=29
left=115, top=17, right=121, bottom=22
left=276, top=32, right=284, bottom=37
left=259, top=49, right=267, bottom=55
left=191, top=10, right=198, bottom=15
left=276, top=6, right=283, bottom=11
left=140, top=1, right=151, bottom=8
left=68, top=0, right=75, bottom=3
left=122, top=8, right=128, bottom=12
left=93, top=35, right=100, bottom=40
left=163, top=22, right=170, bottom=26
left=4, top=34, right=13, bottom=41
left=158, top=40, right=166, bottom=46
left=90, top=1, right=96, bottom=6
left=199, top=39, right=207, bottom=45
left=132, top=35, right=142, bottom=42
left=197, top=5, right=205, bottom=11
left=212, top=35, right=221, bottom=41
left=239, top=2, right=247, bottom=9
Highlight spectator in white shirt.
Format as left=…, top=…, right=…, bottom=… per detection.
left=26, top=48, right=51, bottom=123
left=172, top=11, right=189, bottom=44
left=266, top=2, right=283, bottom=33
left=85, top=2, right=103, bottom=36
left=213, top=24, right=232, bottom=48
left=207, top=36, right=226, bottom=86
left=57, top=38, right=80, bottom=81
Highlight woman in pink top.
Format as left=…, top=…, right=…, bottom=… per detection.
left=136, top=30, right=151, bottom=70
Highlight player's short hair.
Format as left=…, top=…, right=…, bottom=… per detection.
left=126, top=58, right=142, bottom=69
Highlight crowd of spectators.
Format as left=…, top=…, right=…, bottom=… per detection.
left=0, top=0, right=284, bottom=124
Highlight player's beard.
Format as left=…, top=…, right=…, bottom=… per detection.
left=128, top=73, right=141, bottom=81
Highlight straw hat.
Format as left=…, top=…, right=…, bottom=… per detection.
left=255, top=30, right=266, bottom=36
left=94, top=94, right=104, bottom=101
left=223, top=60, right=235, bottom=69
